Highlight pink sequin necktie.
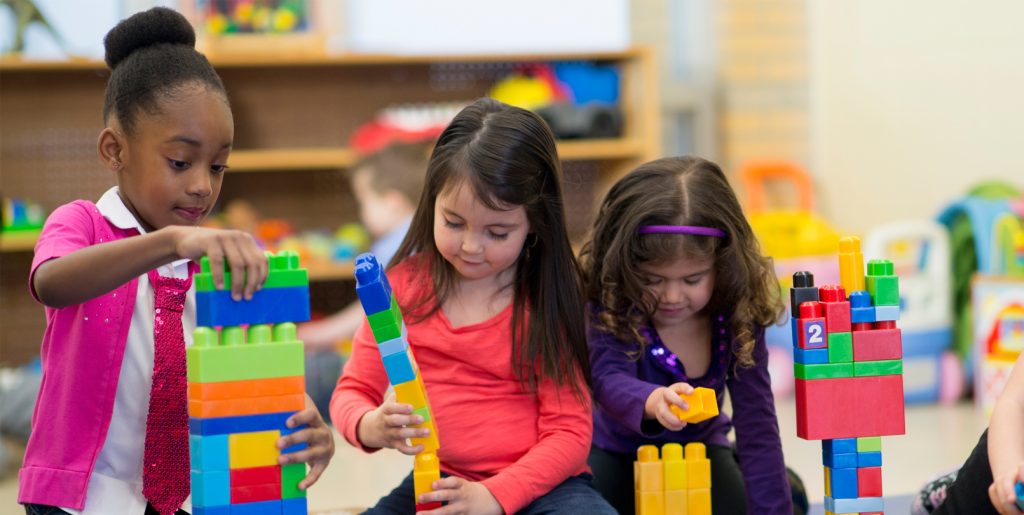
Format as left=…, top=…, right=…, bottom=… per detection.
left=143, top=267, right=194, bottom=515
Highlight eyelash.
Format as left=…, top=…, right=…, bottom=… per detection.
left=644, top=276, right=702, bottom=286
left=169, top=159, right=228, bottom=175
left=443, top=219, right=509, bottom=240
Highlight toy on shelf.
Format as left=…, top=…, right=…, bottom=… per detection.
left=972, top=277, right=1024, bottom=415
left=348, top=102, right=463, bottom=156
left=634, top=442, right=711, bottom=515
left=863, top=220, right=962, bottom=404
left=353, top=253, right=441, bottom=512
left=790, top=236, right=906, bottom=515
left=187, top=250, right=312, bottom=515
left=188, top=0, right=325, bottom=57
left=741, top=161, right=843, bottom=399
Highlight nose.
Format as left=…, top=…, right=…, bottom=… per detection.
left=662, top=281, right=683, bottom=304
left=461, top=233, right=482, bottom=255
left=187, top=168, right=213, bottom=198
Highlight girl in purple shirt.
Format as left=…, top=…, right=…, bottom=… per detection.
left=578, top=156, right=806, bottom=515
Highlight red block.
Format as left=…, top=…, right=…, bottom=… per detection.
left=231, top=483, right=280, bottom=503
left=230, top=465, right=281, bottom=487
left=797, top=302, right=827, bottom=349
left=795, top=375, right=905, bottom=440
left=416, top=502, right=443, bottom=512
left=852, top=328, right=903, bottom=361
left=858, top=467, right=883, bottom=497
left=819, top=285, right=852, bottom=333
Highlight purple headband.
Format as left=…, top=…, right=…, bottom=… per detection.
left=638, top=225, right=727, bottom=238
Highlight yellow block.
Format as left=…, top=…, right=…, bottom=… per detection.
left=662, top=443, right=687, bottom=491
left=413, top=451, right=440, bottom=501
left=635, top=445, right=664, bottom=492
left=824, top=466, right=831, bottom=497
left=684, top=443, right=711, bottom=489
left=228, top=430, right=280, bottom=468
left=838, top=236, right=865, bottom=294
left=670, top=387, right=719, bottom=424
left=394, top=375, right=429, bottom=410
left=664, top=489, right=688, bottom=515
left=411, top=417, right=440, bottom=453
left=636, top=490, right=665, bottom=515
left=687, top=488, right=711, bottom=515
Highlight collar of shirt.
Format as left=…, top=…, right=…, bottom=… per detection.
left=96, top=187, right=191, bottom=270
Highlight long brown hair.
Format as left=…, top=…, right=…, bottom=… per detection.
left=579, top=156, right=783, bottom=368
left=391, top=98, right=590, bottom=397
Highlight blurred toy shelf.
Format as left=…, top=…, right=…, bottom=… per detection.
left=0, top=232, right=39, bottom=252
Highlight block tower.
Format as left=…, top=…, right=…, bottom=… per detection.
left=790, top=236, right=905, bottom=515
left=353, top=253, right=441, bottom=512
left=634, top=442, right=712, bottom=515
left=187, top=251, right=311, bottom=515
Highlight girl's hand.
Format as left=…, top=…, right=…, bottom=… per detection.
left=988, top=463, right=1024, bottom=514
left=417, top=477, right=502, bottom=515
left=356, top=392, right=430, bottom=455
left=645, top=382, right=694, bottom=431
left=277, top=403, right=336, bottom=491
left=168, top=226, right=268, bottom=301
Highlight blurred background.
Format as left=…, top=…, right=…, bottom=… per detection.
left=2, top=0, right=1023, bottom=512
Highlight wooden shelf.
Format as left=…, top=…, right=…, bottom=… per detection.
left=0, top=232, right=39, bottom=252
left=305, top=260, right=355, bottom=281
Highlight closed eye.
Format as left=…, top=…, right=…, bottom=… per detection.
left=488, top=231, right=508, bottom=241
left=169, top=159, right=190, bottom=171
left=211, top=164, right=228, bottom=174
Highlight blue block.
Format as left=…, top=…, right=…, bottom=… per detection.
left=190, top=434, right=229, bottom=471
left=382, top=349, right=416, bottom=385
left=849, top=290, right=876, bottom=324
left=231, top=500, right=282, bottom=515
left=857, top=451, right=882, bottom=467
left=283, top=497, right=308, bottom=515
left=196, top=286, right=310, bottom=327
left=823, top=451, right=857, bottom=469
left=281, top=425, right=309, bottom=454
left=825, top=495, right=884, bottom=513
left=791, top=317, right=799, bottom=347
left=191, top=469, right=230, bottom=507
left=830, top=467, right=859, bottom=499
left=1015, top=482, right=1024, bottom=511
left=793, top=346, right=829, bottom=365
left=823, top=438, right=858, bottom=455
left=875, top=304, right=900, bottom=322
left=355, top=253, right=393, bottom=315
left=377, top=327, right=409, bottom=357
left=189, top=411, right=296, bottom=436
left=194, top=507, right=232, bottom=515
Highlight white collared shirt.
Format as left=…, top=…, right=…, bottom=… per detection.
left=61, top=187, right=194, bottom=515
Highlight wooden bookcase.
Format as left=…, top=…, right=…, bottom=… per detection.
left=0, top=48, right=660, bottom=365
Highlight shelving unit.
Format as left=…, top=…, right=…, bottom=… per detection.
left=0, top=48, right=660, bottom=365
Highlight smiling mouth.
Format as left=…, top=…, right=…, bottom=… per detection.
left=175, top=207, right=206, bottom=220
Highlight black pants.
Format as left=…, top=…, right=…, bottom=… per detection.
left=932, top=429, right=998, bottom=515
left=588, top=445, right=807, bottom=515
left=24, top=503, right=189, bottom=515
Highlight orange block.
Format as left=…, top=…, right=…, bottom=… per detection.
left=188, top=376, right=304, bottom=401
left=189, top=393, right=305, bottom=418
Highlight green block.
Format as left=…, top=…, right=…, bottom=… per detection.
left=827, top=332, right=853, bottom=363
left=282, top=462, right=307, bottom=499
left=195, top=268, right=309, bottom=291
left=793, top=362, right=853, bottom=380
left=186, top=323, right=304, bottom=383
left=866, top=276, right=900, bottom=306
left=853, top=359, right=903, bottom=377
left=857, top=436, right=882, bottom=452
left=367, top=296, right=403, bottom=342
left=414, top=406, right=431, bottom=423
left=200, top=250, right=301, bottom=274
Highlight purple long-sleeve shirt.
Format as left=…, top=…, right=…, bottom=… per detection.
left=589, top=311, right=793, bottom=515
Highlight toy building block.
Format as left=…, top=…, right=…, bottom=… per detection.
left=793, top=346, right=829, bottom=365
left=381, top=347, right=418, bottom=385
left=414, top=451, right=441, bottom=509
left=825, top=495, right=884, bottom=514
left=853, top=359, right=903, bottom=377
left=394, top=375, right=429, bottom=411
left=857, top=451, right=882, bottom=467
left=794, top=362, right=853, bottom=380
left=793, top=301, right=827, bottom=349
left=661, top=443, right=687, bottom=515
left=230, top=500, right=282, bottom=515
left=851, top=328, right=902, bottom=362
left=282, top=497, right=308, bottom=515
left=827, top=332, right=853, bottom=363
left=635, top=445, right=664, bottom=515
left=790, top=271, right=820, bottom=318
left=189, top=392, right=305, bottom=419
left=189, top=376, right=305, bottom=402
left=187, top=324, right=304, bottom=384
left=829, top=466, right=858, bottom=499
left=231, top=483, right=279, bottom=504
left=819, top=285, right=852, bottom=334
left=873, top=304, right=900, bottom=322
left=281, top=463, right=306, bottom=499
left=367, top=295, right=404, bottom=342
left=1015, top=482, right=1024, bottom=511
left=228, top=430, right=281, bottom=469
left=838, top=236, right=866, bottom=295
left=795, top=375, right=905, bottom=440
left=191, top=434, right=230, bottom=471
left=190, top=411, right=297, bottom=436
left=196, top=286, right=310, bottom=330
left=354, top=253, right=393, bottom=314
left=191, top=469, right=230, bottom=507
left=669, top=387, right=719, bottom=423
left=685, top=443, right=711, bottom=515
left=857, top=436, right=881, bottom=452
left=848, top=291, right=876, bottom=325
left=865, top=259, right=899, bottom=307
left=193, top=506, right=231, bottom=515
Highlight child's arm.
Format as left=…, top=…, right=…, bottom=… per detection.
left=988, top=351, right=1024, bottom=513
left=276, top=394, right=335, bottom=490
left=34, top=224, right=266, bottom=308
left=297, top=301, right=365, bottom=351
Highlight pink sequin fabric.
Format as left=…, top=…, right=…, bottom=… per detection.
left=143, top=269, right=192, bottom=515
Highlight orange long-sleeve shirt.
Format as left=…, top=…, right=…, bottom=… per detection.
left=330, top=256, right=592, bottom=513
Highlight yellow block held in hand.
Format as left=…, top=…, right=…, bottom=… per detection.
left=669, top=387, right=719, bottom=424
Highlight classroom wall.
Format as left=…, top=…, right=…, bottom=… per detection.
left=809, top=1, right=1024, bottom=234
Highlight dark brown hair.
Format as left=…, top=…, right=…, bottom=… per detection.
left=391, top=98, right=589, bottom=397
left=352, top=141, right=431, bottom=205
left=579, top=156, right=783, bottom=368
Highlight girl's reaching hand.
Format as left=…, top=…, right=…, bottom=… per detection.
left=277, top=398, right=336, bottom=491
left=988, top=462, right=1024, bottom=515
left=417, top=476, right=502, bottom=515
left=357, top=392, right=430, bottom=455
left=169, top=226, right=268, bottom=301
left=645, top=382, right=695, bottom=431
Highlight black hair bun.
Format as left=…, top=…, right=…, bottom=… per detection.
left=104, top=7, right=196, bottom=70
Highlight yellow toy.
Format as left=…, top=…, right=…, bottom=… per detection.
left=635, top=442, right=712, bottom=515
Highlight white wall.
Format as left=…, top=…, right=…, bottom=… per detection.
left=809, top=1, right=1024, bottom=233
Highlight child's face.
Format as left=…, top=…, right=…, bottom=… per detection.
left=352, top=167, right=410, bottom=238
left=433, top=182, right=530, bottom=285
left=115, top=84, right=233, bottom=232
left=639, top=252, right=716, bottom=329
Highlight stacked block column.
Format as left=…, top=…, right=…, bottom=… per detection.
left=634, top=442, right=711, bottom=515
left=189, top=251, right=311, bottom=515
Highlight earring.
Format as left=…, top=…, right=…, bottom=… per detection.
left=111, top=160, right=121, bottom=169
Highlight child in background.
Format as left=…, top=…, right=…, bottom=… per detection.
left=299, top=142, right=428, bottom=419
left=915, top=350, right=1024, bottom=515
left=331, top=98, right=616, bottom=514
left=18, top=8, right=333, bottom=514
left=580, top=156, right=803, bottom=515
